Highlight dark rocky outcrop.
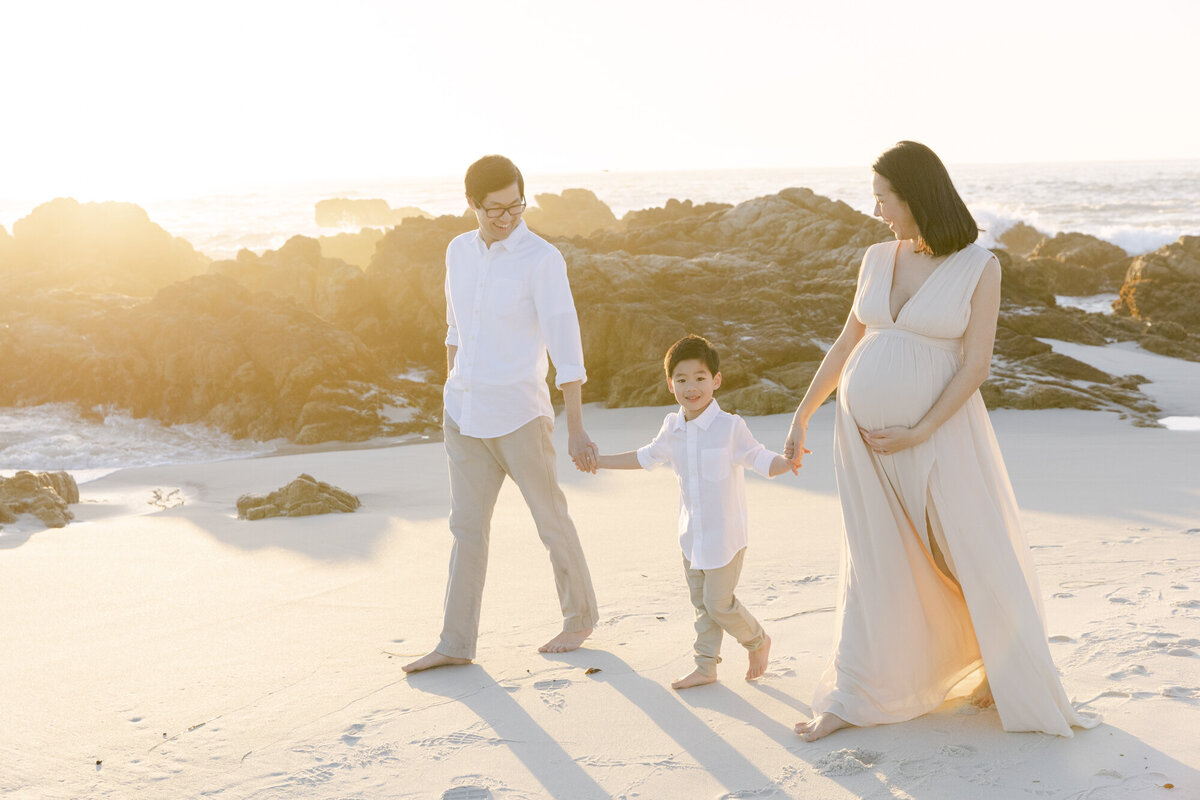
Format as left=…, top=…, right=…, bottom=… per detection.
left=0, top=274, right=392, bottom=443
left=211, top=236, right=377, bottom=337
left=1114, top=236, right=1200, bottom=361
left=314, top=198, right=432, bottom=228
left=524, top=188, right=619, bottom=238
left=2, top=188, right=1191, bottom=444
left=0, top=471, right=79, bottom=529
left=996, top=222, right=1044, bottom=256
left=236, top=473, right=360, bottom=520
left=1028, top=232, right=1132, bottom=295
left=0, top=198, right=209, bottom=295
left=1117, top=236, right=1200, bottom=327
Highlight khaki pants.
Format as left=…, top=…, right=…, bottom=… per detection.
left=684, top=548, right=765, bottom=677
left=438, top=415, right=599, bottom=659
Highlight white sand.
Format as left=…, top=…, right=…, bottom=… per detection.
left=3, top=393, right=1198, bottom=798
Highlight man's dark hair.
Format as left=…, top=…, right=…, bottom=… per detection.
left=873, top=141, right=979, bottom=257
left=464, top=155, right=524, bottom=207
left=664, top=334, right=720, bottom=377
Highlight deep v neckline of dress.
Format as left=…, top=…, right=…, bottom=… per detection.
left=886, top=241, right=958, bottom=325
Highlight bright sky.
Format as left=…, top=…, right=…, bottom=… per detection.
left=2, top=0, right=1197, bottom=200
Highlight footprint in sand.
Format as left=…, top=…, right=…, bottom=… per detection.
left=1049, top=635, right=1076, bottom=643
left=341, top=723, right=365, bottom=746
left=532, top=678, right=570, bottom=712
left=1161, top=685, right=1198, bottom=699
left=1172, top=599, right=1200, bottom=609
left=938, top=744, right=976, bottom=757
left=815, top=748, right=883, bottom=776
left=415, top=724, right=505, bottom=761
left=1106, top=664, right=1149, bottom=680
left=442, top=788, right=491, bottom=800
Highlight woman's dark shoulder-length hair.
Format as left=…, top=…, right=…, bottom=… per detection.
left=873, top=141, right=979, bottom=257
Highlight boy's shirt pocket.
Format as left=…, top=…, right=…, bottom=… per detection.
left=701, top=448, right=730, bottom=482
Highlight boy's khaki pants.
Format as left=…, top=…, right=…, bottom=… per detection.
left=437, top=415, right=599, bottom=660
left=684, top=548, right=765, bottom=677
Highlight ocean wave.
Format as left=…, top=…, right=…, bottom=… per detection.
left=0, top=404, right=279, bottom=475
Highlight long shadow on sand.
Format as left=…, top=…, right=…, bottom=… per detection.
left=541, top=648, right=794, bottom=796
left=406, top=664, right=611, bottom=799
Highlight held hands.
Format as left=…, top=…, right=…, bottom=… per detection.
left=568, top=428, right=599, bottom=474
left=783, top=423, right=813, bottom=469
left=858, top=425, right=927, bottom=456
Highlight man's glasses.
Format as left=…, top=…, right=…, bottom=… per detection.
left=480, top=201, right=527, bottom=219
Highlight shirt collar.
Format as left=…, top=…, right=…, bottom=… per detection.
left=472, top=218, right=530, bottom=253
left=673, top=398, right=722, bottom=431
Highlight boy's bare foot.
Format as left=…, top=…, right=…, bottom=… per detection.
left=538, top=627, right=593, bottom=653
left=671, top=668, right=717, bottom=690
left=402, top=650, right=472, bottom=673
left=969, top=678, right=995, bottom=708
left=795, top=712, right=852, bottom=742
left=746, top=635, right=771, bottom=680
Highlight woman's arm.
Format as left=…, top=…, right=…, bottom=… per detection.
left=784, top=308, right=867, bottom=465
left=860, top=258, right=1001, bottom=456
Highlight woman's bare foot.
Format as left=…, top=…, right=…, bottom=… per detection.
left=671, top=668, right=717, bottom=690
left=746, top=635, right=771, bottom=680
left=795, top=712, right=852, bottom=742
left=969, top=678, right=995, bottom=708
left=402, top=650, right=472, bottom=673
left=538, top=627, right=593, bottom=653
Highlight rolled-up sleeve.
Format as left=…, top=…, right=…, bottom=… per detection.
left=444, top=256, right=460, bottom=347
left=636, top=417, right=673, bottom=470
left=732, top=417, right=780, bottom=478
left=533, top=250, right=587, bottom=388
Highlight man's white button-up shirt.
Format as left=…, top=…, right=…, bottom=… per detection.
left=636, top=400, right=781, bottom=570
left=443, top=220, right=587, bottom=438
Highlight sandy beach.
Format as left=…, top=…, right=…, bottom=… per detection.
left=3, top=350, right=1198, bottom=799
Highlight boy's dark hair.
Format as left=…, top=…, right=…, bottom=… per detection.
left=464, top=155, right=524, bottom=207
left=873, top=140, right=979, bottom=257
left=664, top=334, right=720, bottom=377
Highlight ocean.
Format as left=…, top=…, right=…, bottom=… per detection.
left=2, top=160, right=1197, bottom=474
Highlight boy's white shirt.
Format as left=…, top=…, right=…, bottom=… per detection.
left=636, top=399, right=782, bottom=570
left=443, top=219, right=587, bottom=438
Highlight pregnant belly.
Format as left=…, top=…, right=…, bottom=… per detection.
left=840, top=333, right=958, bottom=430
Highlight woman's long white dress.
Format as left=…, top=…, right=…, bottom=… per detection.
left=812, top=240, right=1100, bottom=736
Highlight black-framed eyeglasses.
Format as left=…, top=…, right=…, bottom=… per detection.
left=480, top=200, right=527, bottom=219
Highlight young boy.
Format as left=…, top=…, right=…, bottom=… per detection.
left=595, top=335, right=801, bottom=689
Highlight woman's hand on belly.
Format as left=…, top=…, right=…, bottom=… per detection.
left=859, top=424, right=929, bottom=456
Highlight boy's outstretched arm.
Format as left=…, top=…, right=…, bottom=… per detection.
left=595, top=451, right=643, bottom=470
left=769, top=454, right=801, bottom=477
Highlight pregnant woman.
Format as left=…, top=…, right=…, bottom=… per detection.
left=785, top=141, right=1100, bottom=741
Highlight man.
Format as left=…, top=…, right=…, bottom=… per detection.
left=404, top=155, right=600, bottom=673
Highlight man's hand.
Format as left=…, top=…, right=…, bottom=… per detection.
left=568, top=429, right=599, bottom=473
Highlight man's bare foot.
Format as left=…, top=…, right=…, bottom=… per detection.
left=671, top=668, right=717, bottom=690
left=969, top=678, right=995, bottom=708
left=538, top=627, right=592, bottom=653
left=402, top=650, right=472, bottom=673
left=795, top=712, right=852, bottom=742
left=746, top=635, right=771, bottom=680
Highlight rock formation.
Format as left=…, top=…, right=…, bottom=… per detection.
left=318, top=228, right=385, bottom=268
left=0, top=198, right=209, bottom=295
left=996, top=222, right=1044, bottom=256
left=1028, top=232, right=1132, bottom=295
left=524, top=189, right=619, bottom=237
left=0, top=471, right=79, bottom=529
left=1, top=188, right=1190, bottom=445
left=236, top=473, right=360, bottom=520
left=211, top=236, right=377, bottom=336
left=1115, top=235, right=1200, bottom=358
left=0, top=274, right=393, bottom=443
left=314, top=198, right=432, bottom=228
